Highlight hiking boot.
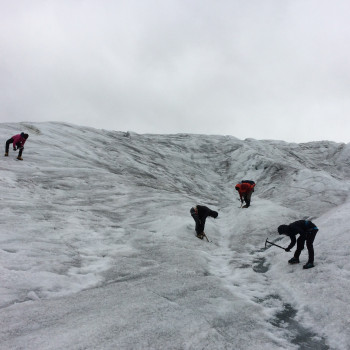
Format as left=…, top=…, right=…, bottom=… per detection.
left=4, top=152, right=8, bottom=156
left=17, top=156, right=23, bottom=161
left=288, top=257, right=300, bottom=264
left=303, top=262, right=314, bottom=269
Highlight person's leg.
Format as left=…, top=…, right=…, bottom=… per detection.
left=18, top=146, right=24, bottom=157
left=245, top=190, right=253, bottom=207
left=306, top=230, right=318, bottom=263
left=196, top=220, right=205, bottom=237
left=242, top=191, right=252, bottom=208
left=5, top=138, right=13, bottom=155
left=242, top=194, right=249, bottom=208
left=293, top=236, right=305, bottom=260
left=191, top=208, right=203, bottom=236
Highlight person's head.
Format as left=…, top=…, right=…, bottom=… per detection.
left=235, top=185, right=240, bottom=191
left=23, top=133, right=29, bottom=139
left=212, top=211, right=218, bottom=218
left=278, top=225, right=290, bottom=235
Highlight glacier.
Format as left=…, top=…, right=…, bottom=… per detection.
left=0, top=122, right=349, bottom=350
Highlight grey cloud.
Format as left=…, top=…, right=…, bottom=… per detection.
left=1, top=0, right=350, bottom=142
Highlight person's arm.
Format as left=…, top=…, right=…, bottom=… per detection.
left=286, top=222, right=306, bottom=250
left=15, top=141, right=24, bottom=150
left=286, top=235, right=296, bottom=250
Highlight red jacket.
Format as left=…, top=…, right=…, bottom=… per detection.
left=235, top=182, right=255, bottom=197
left=12, top=133, right=27, bottom=150
left=12, top=132, right=27, bottom=149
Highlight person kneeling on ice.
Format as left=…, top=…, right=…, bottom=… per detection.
left=278, top=220, right=319, bottom=269
left=190, top=205, right=218, bottom=239
left=235, top=180, right=255, bottom=208
left=4, top=132, right=29, bottom=160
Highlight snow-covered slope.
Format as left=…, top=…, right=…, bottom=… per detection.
left=0, top=122, right=349, bottom=350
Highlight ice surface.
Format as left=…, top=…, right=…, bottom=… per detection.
left=0, top=122, right=349, bottom=349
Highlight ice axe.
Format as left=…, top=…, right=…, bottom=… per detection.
left=265, top=238, right=286, bottom=250
left=202, top=232, right=210, bottom=242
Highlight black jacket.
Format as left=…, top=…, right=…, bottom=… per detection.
left=190, top=205, right=218, bottom=234
left=286, top=220, right=318, bottom=250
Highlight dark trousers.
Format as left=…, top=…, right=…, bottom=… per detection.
left=6, top=138, right=24, bottom=156
left=294, top=229, right=318, bottom=263
left=243, top=190, right=254, bottom=207
left=190, top=208, right=205, bottom=234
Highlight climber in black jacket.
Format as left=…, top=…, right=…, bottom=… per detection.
left=278, top=220, right=319, bottom=269
left=190, top=205, right=218, bottom=239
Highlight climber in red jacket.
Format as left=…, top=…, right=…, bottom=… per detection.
left=235, top=180, right=255, bottom=208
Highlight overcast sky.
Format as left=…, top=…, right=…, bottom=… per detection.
left=1, top=0, right=350, bottom=143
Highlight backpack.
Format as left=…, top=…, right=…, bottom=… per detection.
left=241, top=180, right=255, bottom=186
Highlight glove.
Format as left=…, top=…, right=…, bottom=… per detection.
left=13, top=147, right=17, bottom=151
left=285, top=248, right=291, bottom=252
